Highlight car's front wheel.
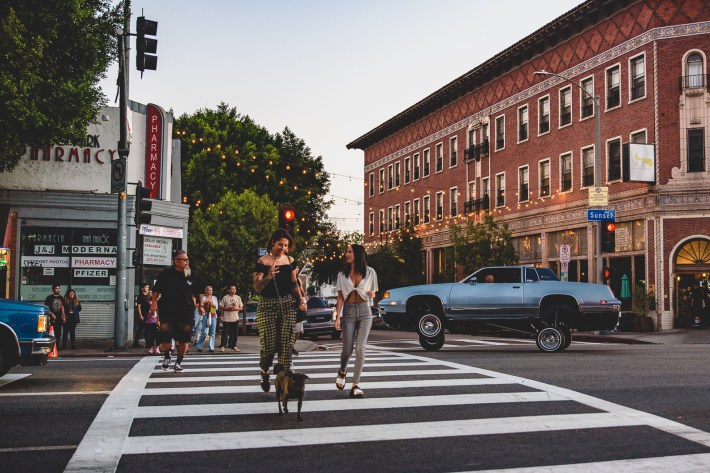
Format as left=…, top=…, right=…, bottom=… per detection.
left=536, top=326, right=566, bottom=352
left=0, top=348, right=9, bottom=377
left=417, top=312, right=443, bottom=338
left=419, top=333, right=445, bottom=351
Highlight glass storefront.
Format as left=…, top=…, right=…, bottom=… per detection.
left=19, top=226, right=117, bottom=302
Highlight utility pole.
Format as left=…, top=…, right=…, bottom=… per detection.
left=534, top=70, right=603, bottom=284
left=114, top=0, right=131, bottom=349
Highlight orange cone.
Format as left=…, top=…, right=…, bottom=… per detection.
left=48, top=325, right=58, bottom=358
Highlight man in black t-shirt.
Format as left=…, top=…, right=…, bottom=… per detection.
left=151, top=250, right=196, bottom=372
left=133, top=283, right=151, bottom=348
left=44, top=284, right=65, bottom=349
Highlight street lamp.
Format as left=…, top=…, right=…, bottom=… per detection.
left=534, top=70, right=603, bottom=284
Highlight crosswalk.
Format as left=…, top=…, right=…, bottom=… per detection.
left=65, top=350, right=710, bottom=472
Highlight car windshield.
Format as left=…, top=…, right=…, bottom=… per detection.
left=307, top=297, right=328, bottom=309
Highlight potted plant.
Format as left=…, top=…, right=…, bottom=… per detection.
left=630, top=282, right=656, bottom=331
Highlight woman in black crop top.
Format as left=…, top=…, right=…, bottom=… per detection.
left=252, top=228, right=305, bottom=392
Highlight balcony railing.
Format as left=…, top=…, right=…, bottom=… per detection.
left=463, top=194, right=490, bottom=213
left=680, top=74, right=709, bottom=92
left=464, top=139, right=489, bottom=162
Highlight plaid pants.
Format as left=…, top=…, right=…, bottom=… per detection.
left=257, top=295, right=296, bottom=371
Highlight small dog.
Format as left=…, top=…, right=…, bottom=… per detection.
left=274, top=363, right=310, bottom=421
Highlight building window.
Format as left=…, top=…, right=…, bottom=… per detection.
left=387, top=164, right=393, bottom=190
left=404, top=201, right=411, bottom=226
left=423, top=195, right=430, bottom=223
left=413, top=198, right=420, bottom=225
left=423, top=149, right=430, bottom=177
left=518, top=167, right=529, bottom=202
left=368, top=213, right=374, bottom=236
left=482, top=177, right=489, bottom=197
left=387, top=207, right=393, bottom=231
left=404, top=157, right=411, bottom=184
left=435, top=143, right=443, bottom=173
left=450, top=137, right=458, bottom=167
left=368, top=172, right=374, bottom=197
left=607, top=138, right=621, bottom=181
left=496, top=173, right=505, bottom=207
left=449, top=187, right=458, bottom=216
left=482, top=123, right=489, bottom=143
left=379, top=169, right=384, bottom=194
left=495, top=115, right=505, bottom=150
left=394, top=204, right=400, bottom=230
left=580, top=77, right=594, bottom=119
left=435, top=192, right=444, bottom=220
left=539, top=160, right=550, bottom=197
left=468, top=181, right=476, bottom=201
left=560, top=153, right=572, bottom=192
left=413, top=153, right=420, bottom=181
left=518, top=105, right=528, bottom=142
left=630, top=54, right=645, bottom=100
left=559, top=87, right=572, bottom=126
left=379, top=209, right=385, bottom=232
left=582, top=147, right=595, bottom=187
left=631, top=130, right=646, bottom=144
left=606, top=65, right=620, bottom=109
left=688, top=128, right=705, bottom=172
left=395, top=161, right=401, bottom=187
left=686, top=53, right=705, bottom=88
left=539, top=96, right=550, bottom=134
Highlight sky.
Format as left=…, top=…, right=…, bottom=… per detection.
left=100, top=0, right=582, bottom=233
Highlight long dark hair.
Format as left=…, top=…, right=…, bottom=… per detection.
left=342, top=244, right=367, bottom=277
left=266, top=228, right=294, bottom=253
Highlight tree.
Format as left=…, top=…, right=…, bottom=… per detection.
left=188, top=189, right=277, bottom=301
left=0, top=0, right=124, bottom=171
left=450, top=214, right=518, bottom=275
left=309, top=224, right=363, bottom=287
left=367, top=225, right=425, bottom=295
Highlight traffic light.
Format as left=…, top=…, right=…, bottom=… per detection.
left=135, top=181, right=154, bottom=225
left=603, top=267, right=611, bottom=284
left=278, top=205, right=296, bottom=236
left=132, top=250, right=141, bottom=267
left=600, top=220, right=616, bottom=253
left=136, top=16, right=158, bottom=72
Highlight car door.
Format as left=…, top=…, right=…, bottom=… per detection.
left=448, top=268, right=524, bottom=320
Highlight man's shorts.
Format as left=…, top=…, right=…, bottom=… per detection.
left=158, top=317, right=193, bottom=344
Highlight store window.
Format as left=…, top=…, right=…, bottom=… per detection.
left=20, top=227, right=117, bottom=302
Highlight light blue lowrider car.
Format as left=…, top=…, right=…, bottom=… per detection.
left=378, top=266, right=621, bottom=352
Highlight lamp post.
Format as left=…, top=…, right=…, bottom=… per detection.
left=534, top=70, right=603, bottom=284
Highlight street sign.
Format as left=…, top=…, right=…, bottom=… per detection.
left=110, top=158, right=126, bottom=193
left=560, top=260, right=569, bottom=282
left=588, top=186, right=608, bottom=206
left=560, top=244, right=571, bottom=263
left=587, top=209, right=616, bottom=221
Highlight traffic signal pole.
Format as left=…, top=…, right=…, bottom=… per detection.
left=114, top=0, right=131, bottom=349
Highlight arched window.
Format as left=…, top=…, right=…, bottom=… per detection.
left=686, top=53, right=704, bottom=88
left=676, top=239, right=710, bottom=266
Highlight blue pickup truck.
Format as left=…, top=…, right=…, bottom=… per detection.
left=0, top=299, right=56, bottom=377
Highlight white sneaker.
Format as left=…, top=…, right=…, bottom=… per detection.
left=233, top=346, right=240, bottom=352
left=220, top=347, right=225, bottom=353
left=173, top=362, right=183, bottom=372
left=161, top=357, right=171, bottom=371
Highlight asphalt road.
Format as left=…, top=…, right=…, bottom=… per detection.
left=2, top=331, right=710, bottom=472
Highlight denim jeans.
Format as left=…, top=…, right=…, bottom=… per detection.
left=197, top=313, right=216, bottom=351
left=339, top=301, right=373, bottom=385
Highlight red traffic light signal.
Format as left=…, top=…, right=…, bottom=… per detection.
left=600, top=220, right=616, bottom=253
left=278, top=205, right=296, bottom=236
left=606, top=222, right=616, bottom=232
left=603, top=267, right=611, bottom=279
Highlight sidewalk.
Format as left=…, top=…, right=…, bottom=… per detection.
left=53, top=333, right=319, bottom=358
left=573, top=327, right=710, bottom=345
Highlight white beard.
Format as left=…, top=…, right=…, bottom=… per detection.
left=183, top=267, right=191, bottom=278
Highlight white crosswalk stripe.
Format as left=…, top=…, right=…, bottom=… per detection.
left=67, top=348, right=710, bottom=472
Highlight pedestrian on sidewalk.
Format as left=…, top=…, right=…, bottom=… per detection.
left=134, top=283, right=150, bottom=348
left=44, top=284, right=65, bottom=351
left=144, top=289, right=160, bottom=354
left=219, top=284, right=243, bottom=352
left=253, top=228, right=303, bottom=392
left=335, top=244, right=378, bottom=399
left=152, top=250, right=197, bottom=372
left=62, top=288, right=81, bottom=350
left=196, top=286, right=219, bottom=352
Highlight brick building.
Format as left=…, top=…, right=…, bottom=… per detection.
left=347, top=0, right=710, bottom=331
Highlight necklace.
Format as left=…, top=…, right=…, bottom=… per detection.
left=274, top=253, right=285, bottom=262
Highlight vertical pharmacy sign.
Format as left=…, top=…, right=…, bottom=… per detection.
left=145, top=103, right=165, bottom=199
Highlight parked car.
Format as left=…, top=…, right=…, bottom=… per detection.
left=302, top=296, right=341, bottom=340
left=378, top=266, right=621, bottom=352
left=241, top=301, right=258, bottom=334
left=0, top=299, right=55, bottom=376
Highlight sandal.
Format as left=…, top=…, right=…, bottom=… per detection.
left=260, top=370, right=270, bottom=392
left=336, top=368, right=347, bottom=390
left=349, top=385, right=363, bottom=398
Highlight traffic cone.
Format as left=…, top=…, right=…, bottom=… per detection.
left=48, top=325, right=58, bottom=358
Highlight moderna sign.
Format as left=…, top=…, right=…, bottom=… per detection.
left=145, top=104, right=165, bottom=198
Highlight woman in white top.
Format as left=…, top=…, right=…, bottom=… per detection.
left=335, top=244, right=378, bottom=398
left=196, top=286, right=219, bottom=352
